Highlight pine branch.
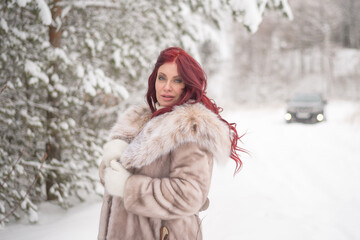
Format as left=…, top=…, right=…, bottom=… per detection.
left=0, top=153, right=47, bottom=223
left=57, top=1, right=121, bottom=9
left=0, top=149, right=24, bottom=189
left=21, top=161, right=75, bottom=175
left=0, top=84, right=7, bottom=96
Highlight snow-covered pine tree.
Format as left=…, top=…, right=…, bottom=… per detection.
left=0, top=0, right=52, bottom=225
left=0, top=0, right=128, bottom=225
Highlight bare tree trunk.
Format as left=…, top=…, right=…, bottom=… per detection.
left=323, top=28, right=333, bottom=98
left=319, top=2, right=333, bottom=98
left=49, top=0, right=62, bottom=47
left=340, top=0, right=360, bottom=48
left=46, top=0, right=62, bottom=201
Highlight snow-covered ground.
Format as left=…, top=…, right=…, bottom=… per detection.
left=1, top=100, right=359, bottom=240
left=204, top=100, right=360, bottom=240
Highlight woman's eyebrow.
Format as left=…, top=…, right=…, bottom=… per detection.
left=158, top=72, right=180, bottom=79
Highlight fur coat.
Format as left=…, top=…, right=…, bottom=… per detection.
left=98, top=102, right=231, bottom=240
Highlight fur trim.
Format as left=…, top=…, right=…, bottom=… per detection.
left=116, top=103, right=231, bottom=168
left=102, top=139, right=129, bottom=167
left=109, top=104, right=152, bottom=143
left=104, top=161, right=131, bottom=197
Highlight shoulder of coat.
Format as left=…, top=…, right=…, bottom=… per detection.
left=148, top=103, right=231, bottom=161
left=120, top=103, right=232, bottom=168
left=168, top=103, right=226, bottom=134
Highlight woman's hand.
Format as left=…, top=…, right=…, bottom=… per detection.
left=99, top=139, right=128, bottom=185
left=102, top=139, right=129, bottom=167
left=104, top=160, right=131, bottom=198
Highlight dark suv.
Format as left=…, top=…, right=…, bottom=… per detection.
left=285, top=93, right=327, bottom=123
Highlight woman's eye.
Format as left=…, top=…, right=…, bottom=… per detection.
left=158, top=76, right=165, bottom=80
left=174, top=79, right=182, bottom=83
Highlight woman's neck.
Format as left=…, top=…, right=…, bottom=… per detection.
left=155, top=102, right=165, bottom=110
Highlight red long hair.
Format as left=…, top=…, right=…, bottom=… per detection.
left=146, top=47, right=245, bottom=174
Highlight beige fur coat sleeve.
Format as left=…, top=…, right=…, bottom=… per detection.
left=123, top=141, right=213, bottom=219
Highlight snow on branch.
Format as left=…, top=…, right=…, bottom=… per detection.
left=26, top=101, right=59, bottom=116
left=16, top=0, right=32, bottom=7
left=0, top=150, right=24, bottom=189
left=35, top=0, right=52, bottom=25
left=14, top=0, right=52, bottom=25
left=57, top=0, right=121, bottom=9
left=24, top=60, right=49, bottom=84
left=230, top=0, right=293, bottom=33
left=0, top=153, right=47, bottom=224
left=0, top=18, right=9, bottom=33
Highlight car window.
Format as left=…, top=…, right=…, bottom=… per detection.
left=291, top=94, right=322, bottom=102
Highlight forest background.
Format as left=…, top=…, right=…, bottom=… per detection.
left=0, top=0, right=359, bottom=226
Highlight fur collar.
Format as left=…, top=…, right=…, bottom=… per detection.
left=109, top=104, right=152, bottom=143
left=110, top=103, right=231, bottom=168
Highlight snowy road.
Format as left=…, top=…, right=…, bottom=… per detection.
left=1, top=101, right=360, bottom=240
left=204, top=101, right=360, bottom=240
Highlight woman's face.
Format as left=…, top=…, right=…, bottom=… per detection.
left=155, top=62, right=185, bottom=107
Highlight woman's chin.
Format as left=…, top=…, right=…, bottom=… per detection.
left=159, top=101, right=174, bottom=108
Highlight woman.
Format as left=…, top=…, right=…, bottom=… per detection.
left=98, top=47, right=243, bottom=240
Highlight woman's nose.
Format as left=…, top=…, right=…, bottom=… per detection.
left=163, top=80, right=172, bottom=91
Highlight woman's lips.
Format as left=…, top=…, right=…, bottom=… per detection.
left=161, top=95, right=174, bottom=101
